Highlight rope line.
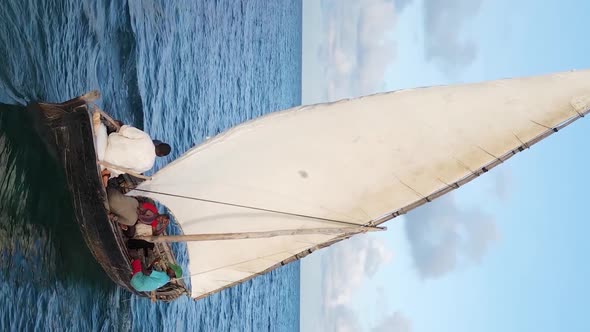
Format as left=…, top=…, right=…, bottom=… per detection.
left=131, top=188, right=371, bottom=228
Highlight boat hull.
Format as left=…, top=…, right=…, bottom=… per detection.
left=29, top=95, right=187, bottom=301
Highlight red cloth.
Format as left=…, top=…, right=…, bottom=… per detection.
left=131, top=259, right=142, bottom=275
left=141, top=202, right=158, bottom=214
left=142, top=202, right=163, bottom=228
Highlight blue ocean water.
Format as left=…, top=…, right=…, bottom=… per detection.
left=0, top=1, right=301, bottom=331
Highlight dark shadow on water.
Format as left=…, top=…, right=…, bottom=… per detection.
left=119, top=0, right=144, bottom=129
left=0, top=104, right=113, bottom=287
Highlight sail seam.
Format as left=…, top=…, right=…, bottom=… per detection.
left=190, top=244, right=314, bottom=296
left=370, top=108, right=588, bottom=226
left=192, top=235, right=351, bottom=300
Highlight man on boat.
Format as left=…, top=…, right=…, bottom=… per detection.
left=107, top=188, right=170, bottom=237
left=127, top=239, right=182, bottom=292
left=134, top=204, right=170, bottom=238
left=92, top=110, right=171, bottom=185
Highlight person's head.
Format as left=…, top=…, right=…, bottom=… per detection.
left=156, top=214, right=170, bottom=224
left=154, top=140, right=171, bottom=157
left=166, top=268, right=176, bottom=278
left=167, top=263, right=183, bottom=279
left=128, top=249, right=141, bottom=260
left=152, top=214, right=171, bottom=236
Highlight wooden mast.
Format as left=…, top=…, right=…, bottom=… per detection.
left=136, top=225, right=386, bottom=243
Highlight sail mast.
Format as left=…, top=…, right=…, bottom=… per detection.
left=137, top=225, right=385, bottom=243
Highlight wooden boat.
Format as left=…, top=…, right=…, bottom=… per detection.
left=27, top=69, right=590, bottom=302
left=28, top=92, right=188, bottom=301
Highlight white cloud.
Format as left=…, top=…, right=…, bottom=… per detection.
left=372, top=312, right=413, bottom=332
left=393, top=0, right=413, bottom=11
left=323, top=305, right=413, bottom=332
left=374, top=285, right=389, bottom=309
left=492, top=169, right=512, bottom=201
left=319, top=234, right=393, bottom=331
left=318, top=0, right=397, bottom=101
left=316, top=232, right=423, bottom=332
left=404, top=195, right=499, bottom=278
left=322, top=234, right=393, bottom=308
left=326, top=305, right=363, bottom=332
left=315, top=0, right=483, bottom=104
left=423, top=0, right=483, bottom=70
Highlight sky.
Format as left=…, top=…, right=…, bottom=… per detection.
left=300, top=0, right=590, bottom=331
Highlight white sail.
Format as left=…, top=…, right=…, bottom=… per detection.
left=130, top=70, right=590, bottom=299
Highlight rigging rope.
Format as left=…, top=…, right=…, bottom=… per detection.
left=131, top=187, right=379, bottom=229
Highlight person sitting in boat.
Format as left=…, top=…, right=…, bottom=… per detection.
left=107, top=189, right=170, bottom=237
left=133, top=212, right=170, bottom=238
left=137, top=199, right=159, bottom=224
left=92, top=110, right=171, bottom=186
left=127, top=239, right=182, bottom=292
